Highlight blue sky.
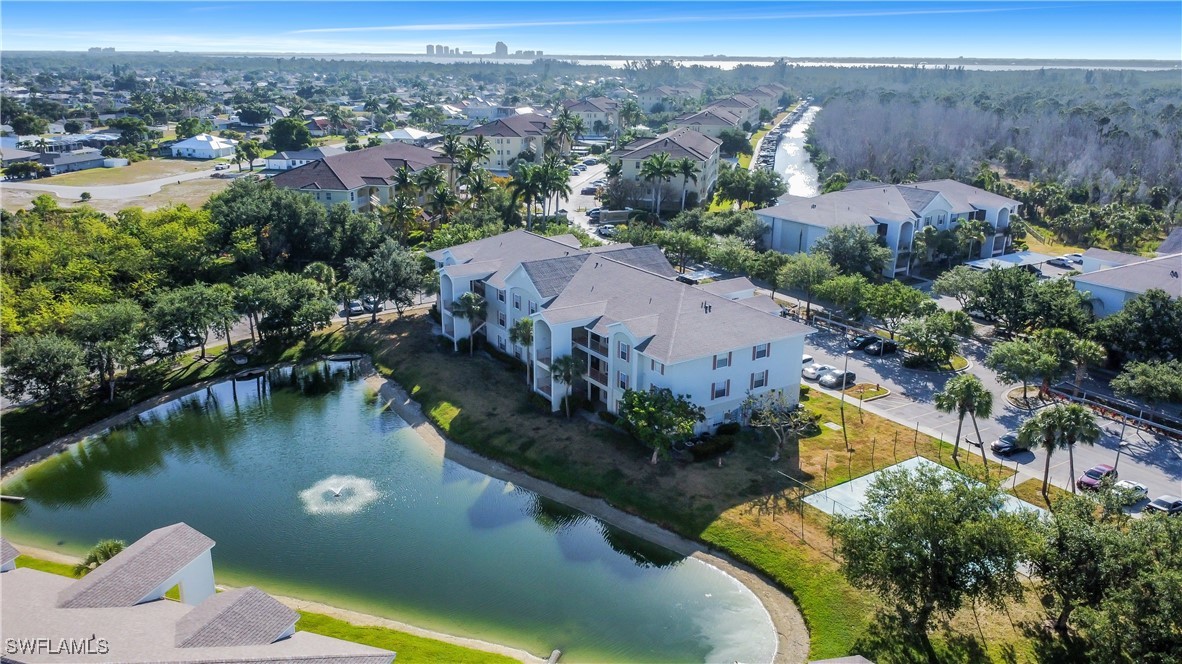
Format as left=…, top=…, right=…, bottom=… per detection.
left=2, top=1, right=1179, bottom=60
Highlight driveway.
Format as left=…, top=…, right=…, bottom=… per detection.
left=562, top=162, right=609, bottom=237
left=802, top=326, right=1182, bottom=500
left=1, top=167, right=220, bottom=200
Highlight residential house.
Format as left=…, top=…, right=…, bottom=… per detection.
left=263, top=145, right=345, bottom=171
left=612, top=128, right=722, bottom=210
left=270, top=142, right=453, bottom=212
left=668, top=108, right=742, bottom=138
left=1080, top=247, right=1143, bottom=273
left=306, top=116, right=331, bottom=137
left=756, top=179, right=1022, bottom=278
left=378, top=126, right=442, bottom=146
left=704, top=95, right=761, bottom=128
left=460, top=113, right=552, bottom=172
left=170, top=133, right=238, bottom=159
left=561, top=97, right=619, bottom=136
left=0, top=146, right=40, bottom=166
left=1071, top=253, right=1182, bottom=317
left=635, top=83, right=706, bottom=113
left=39, top=148, right=108, bottom=175
left=430, top=230, right=812, bottom=428
left=0, top=528, right=394, bottom=663
left=738, top=84, right=790, bottom=114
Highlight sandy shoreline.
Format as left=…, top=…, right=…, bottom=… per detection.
left=2, top=358, right=809, bottom=663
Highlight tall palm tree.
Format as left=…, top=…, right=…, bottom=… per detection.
left=392, top=165, right=418, bottom=199
left=550, top=108, right=576, bottom=155
left=461, top=168, right=495, bottom=207
left=429, top=184, right=460, bottom=224
left=639, top=152, right=676, bottom=215
left=302, top=262, right=336, bottom=293
left=382, top=194, right=422, bottom=242
left=385, top=97, right=404, bottom=116
left=1070, top=338, right=1106, bottom=396
left=541, top=154, right=571, bottom=217
left=508, top=317, right=535, bottom=388
left=675, top=157, right=700, bottom=211
left=334, top=281, right=358, bottom=326
left=440, top=134, right=465, bottom=189
left=1056, top=403, right=1102, bottom=495
left=568, top=115, right=585, bottom=146
left=453, top=291, right=487, bottom=355
left=415, top=166, right=445, bottom=195
left=619, top=99, right=642, bottom=129
left=465, top=135, right=493, bottom=166
left=934, top=374, right=994, bottom=471
left=605, top=158, right=623, bottom=181
left=327, top=108, right=345, bottom=135
left=550, top=354, right=584, bottom=418
left=73, top=539, right=125, bottom=577
left=509, top=164, right=544, bottom=230
left=1017, top=403, right=1100, bottom=504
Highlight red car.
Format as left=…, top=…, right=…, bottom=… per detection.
left=1076, top=464, right=1117, bottom=491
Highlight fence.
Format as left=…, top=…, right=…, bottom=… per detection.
left=1047, top=383, right=1182, bottom=441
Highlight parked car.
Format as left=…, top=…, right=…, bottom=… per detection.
left=1077, top=464, right=1117, bottom=491
left=848, top=334, right=881, bottom=350
left=1046, top=256, right=1074, bottom=268
left=865, top=339, right=897, bottom=355
left=801, top=354, right=814, bottom=369
left=362, top=296, right=384, bottom=313
left=345, top=300, right=366, bottom=316
left=214, top=164, right=230, bottom=171
left=802, top=363, right=836, bottom=381
left=590, top=179, right=607, bottom=186
left=583, top=158, right=598, bottom=165
left=580, top=186, right=598, bottom=195
left=596, top=224, right=616, bottom=237
left=1112, top=480, right=1149, bottom=502
left=819, top=370, right=857, bottom=389
left=1144, top=495, right=1182, bottom=515
left=990, top=433, right=1028, bottom=457
left=1067, top=253, right=1083, bottom=264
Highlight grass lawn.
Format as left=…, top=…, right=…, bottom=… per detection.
left=2, top=177, right=231, bottom=214
left=12, top=555, right=506, bottom=663
left=1011, top=477, right=1074, bottom=511
left=338, top=313, right=1041, bottom=660
left=44, top=158, right=216, bottom=187
left=296, top=612, right=517, bottom=664
left=844, top=383, right=890, bottom=401
left=1022, top=232, right=1087, bottom=258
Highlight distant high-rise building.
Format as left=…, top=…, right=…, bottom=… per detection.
left=426, top=45, right=435, bottom=55
left=436, top=44, right=445, bottom=55
left=495, top=41, right=508, bottom=56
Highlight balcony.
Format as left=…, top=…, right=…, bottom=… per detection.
left=536, top=347, right=552, bottom=367
left=587, top=368, right=609, bottom=386
left=538, top=381, right=553, bottom=396
left=572, top=329, right=609, bottom=357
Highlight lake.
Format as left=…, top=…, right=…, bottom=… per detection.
left=0, top=361, right=777, bottom=663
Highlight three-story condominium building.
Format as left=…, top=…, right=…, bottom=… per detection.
left=269, top=142, right=453, bottom=212
left=668, top=108, right=742, bottom=138
left=460, top=112, right=552, bottom=172
left=429, top=231, right=813, bottom=429
left=612, top=128, right=722, bottom=211
left=756, top=179, right=1022, bottom=278
left=560, top=97, right=620, bottom=137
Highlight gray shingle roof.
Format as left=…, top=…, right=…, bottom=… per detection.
left=1, top=537, right=19, bottom=567
left=430, top=230, right=586, bottom=291
left=462, top=112, right=551, bottom=138
left=1158, top=228, right=1182, bottom=256
left=593, top=245, right=679, bottom=278
left=673, top=108, right=742, bottom=127
left=176, top=586, right=298, bottom=648
left=1082, top=247, right=1142, bottom=265
left=58, top=522, right=214, bottom=609
left=521, top=254, right=590, bottom=299
left=270, top=146, right=345, bottom=161
left=613, top=127, right=721, bottom=161
left=270, top=142, right=451, bottom=191
left=1072, top=253, right=1182, bottom=298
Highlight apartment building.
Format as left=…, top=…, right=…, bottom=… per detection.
left=668, top=107, right=742, bottom=138
left=704, top=95, right=761, bottom=127
left=560, top=97, right=620, bottom=136
left=635, top=83, right=707, bottom=112
left=756, top=179, right=1022, bottom=278
left=429, top=231, right=812, bottom=429
left=613, top=128, right=722, bottom=210
left=460, top=112, right=552, bottom=172
left=269, top=142, right=452, bottom=212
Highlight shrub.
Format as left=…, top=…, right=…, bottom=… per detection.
left=689, top=434, right=736, bottom=461
left=560, top=394, right=587, bottom=414
left=80, top=192, right=92, bottom=201
left=428, top=304, right=441, bottom=323
left=800, top=385, right=811, bottom=398
left=902, top=355, right=927, bottom=369
left=525, top=392, right=552, bottom=413
left=715, top=421, right=741, bottom=435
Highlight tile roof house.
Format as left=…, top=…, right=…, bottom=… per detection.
left=756, top=179, right=1022, bottom=278
left=1, top=525, right=394, bottom=663
left=270, top=142, right=453, bottom=212
left=263, top=145, right=345, bottom=171
left=611, top=128, right=722, bottom=211
left=460, top=112, right=552, bottom=172
left=430, top=230, right=812, bottom=427
left=1071, top=253, right=1182, bottom=317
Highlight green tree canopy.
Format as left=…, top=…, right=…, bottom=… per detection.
left=1111, top=360, right=1182, bottom=406
left=866, top=281, right=936, bottom=339
left=813, top=225, right=892, bottom=276
left=0, top=333, right=89, bottom=409
left=777, top=252, right=837, bottom=318
left=618, top=387, right=706, bottom=464
left=267, top=117, right=313, bottom=152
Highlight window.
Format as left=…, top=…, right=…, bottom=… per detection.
left=713, top=352, right=732, bottom=370
left=498, top=337, right=507, bottom=351
left=650, top=359, right=664, bottom=375
left=619, top=342, right=630, bottom=361
left=497, top=289, right=505, bottom=302
left=350, top=191, right=355, bottom=201
left=512, top=293, right=521, bottom=310
left=753, top=343, right=770, bottom=360
left=617, top=371, right=629, bottom=390
left=529, top=301, right=538, bottom=314
left=712, top=380, right=730, bottom=400
left=938, top=213, right=946, bottom=224
left=924, top=215, right=932, bottom=226
left=750, top=370, right=768, bottom=390
left=497, top=311, right=506, bottom=327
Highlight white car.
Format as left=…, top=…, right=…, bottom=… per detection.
left=1112, top=480, right=1149, bottom=502
left=802, top=363, right=836, bottom=381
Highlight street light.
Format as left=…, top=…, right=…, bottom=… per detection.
left=1114, top=440, right=1131, bottom=471
left=840, top=350, right=854, bottom=451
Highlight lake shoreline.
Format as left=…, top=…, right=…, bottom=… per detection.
left=369, top=372, right=810, bottom=664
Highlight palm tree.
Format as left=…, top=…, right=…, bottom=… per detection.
left=509, top=164, right=544, bottom=230
left=508, top=317, right=534, bottom=388
left=541, top=154, right=571, bottom=217
left=385, top=97, right=404, bottom=116
left=568, top=115, right=585, bottom=146
left=327, top=108, right=345, bottom=135
left=302, top=262, right=336, bottom=293
left=453, top=291, right=487, bottom=355
left=334, top=281, right=358, bottom=326
left=415, top=166, right=445, bottom=195
left=465, top=135, right=493, bottom=166
left=675, top=157, right=700, bottom=211
left=639, top=152, right=676, bottom=215
left=429, top=184, right=460, bottom=224
left=934, top=374, right=994, bottom=471
left=393, top=165, right=418, bottom=199
left=1017, top=403, right=1100, bottom=504
left=1056, top=403, right=1102, bottom=495
left=1070, top=338, right=1106, bottom=396
left=550, top=354, right=584, bottom=418
left=381, top=194, right=422, bottom=242
left=605, top=158, right=623, bottom=181
left=619, top=99, right=642, bottom=129
left=73, top=539, right=125, bottom=577
left=440, top=134, right=465, bottom=189
left=462, top=168, right=495, bottom=207
left=550, top=108, right=576, bottom=155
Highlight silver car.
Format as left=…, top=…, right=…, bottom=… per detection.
left=802, top=363, right=836, bottom=381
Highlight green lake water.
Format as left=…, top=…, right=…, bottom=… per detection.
left=1, top=362, right=776, bottom=663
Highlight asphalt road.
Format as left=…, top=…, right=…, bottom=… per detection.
left=802, top=325, right=1182, bottom=504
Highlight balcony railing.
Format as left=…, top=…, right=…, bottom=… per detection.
left=572, top=330, right=609, bottom=357
left=587, top=368, right=608, bottom=385
left=536, top=347, right=552, bottom=366
left=538, top=381, right=553, bottom=396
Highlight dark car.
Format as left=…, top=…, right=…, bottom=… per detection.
left=1077, top=464, right=1117, bottom=491
left=990, top=433, right=1029, bottom=457
left=865, top=339, right=897, bottom=355
left=580, top=186, right=598, bottom=195
left=848, top=334, right=881, bottom=350
left=819, top=370, right=856, bottom=389
left=362, top=296, right=384, bottom=313
left=1144, top=495, right=1182, bottom=515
